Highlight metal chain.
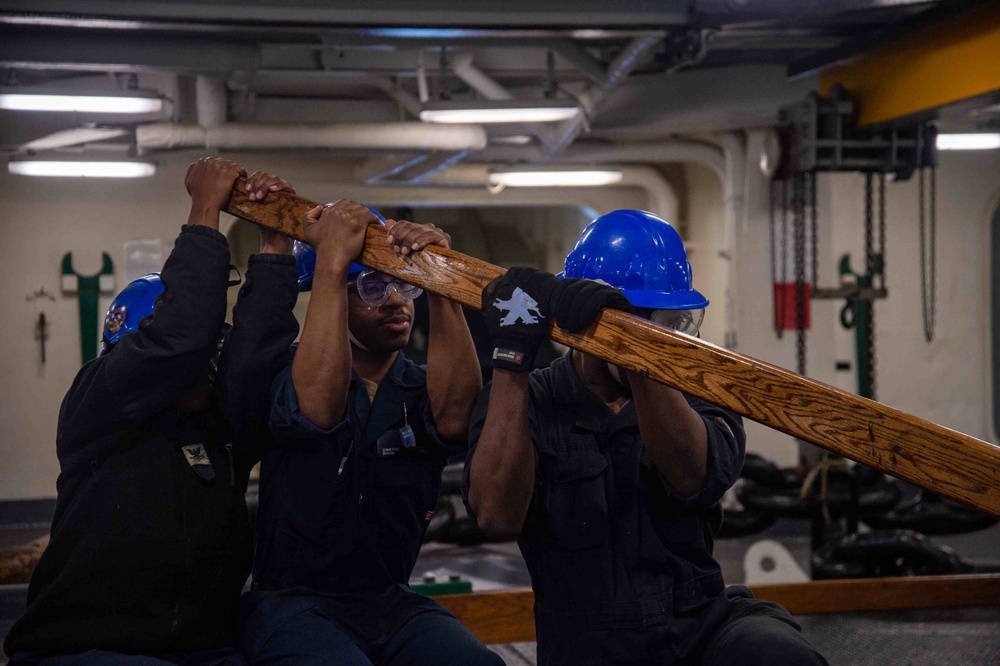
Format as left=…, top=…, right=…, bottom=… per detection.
left=769, top=179, right=782, bottom=338
left=779, top=179, right=790, bottom=340
left=794, top=173, right=807, bottom=376
left=864, top=173, right=877, bottom=401
left=919, top=167, right=938, bottom=342
left=878, top=173, right=887, bottom=291
left=810, top=171, right=818, bottom=287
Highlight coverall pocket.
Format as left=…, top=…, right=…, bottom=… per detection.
left=546, top=449, right=610, bottom=551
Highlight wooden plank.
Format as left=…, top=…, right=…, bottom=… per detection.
left=753, top=574, right=1000, bottom=615
left=224, top=181, right=1000, bottom=516
left=434, top=588, right=537, bottom=645
left=435, top=576, right=1000, bottom=643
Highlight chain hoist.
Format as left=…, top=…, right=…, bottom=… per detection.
left=919, top=166, right=937, bottom=342
left=793, top=172, right=808, bottom=376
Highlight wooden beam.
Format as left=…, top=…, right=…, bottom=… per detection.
left=224, top=181, right=1000, bottom=516
left=434, top=588, right=537, bottom=645
left=753, top=574, right=1000, bottom=615
left=819, top=1, right=1000, bottom=126
left=434, top=576, right=1000, bottom=644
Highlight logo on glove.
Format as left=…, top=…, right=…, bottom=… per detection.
left=493, top=287, right=544, bottom=326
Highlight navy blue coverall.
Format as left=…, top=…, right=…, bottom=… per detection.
left=5, top=226, right=266, bottom=666
left=464, top=354, right=828, bottom=666
left=236, top=345, right=501, bottom=665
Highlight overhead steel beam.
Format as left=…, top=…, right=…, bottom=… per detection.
left=818, top=1, right=1000, bottom=126
left=0, top=27, right=260, bottom=73
left=0, top=0, right=687, bottom=27
left=787, top=0, right=994, bottom=77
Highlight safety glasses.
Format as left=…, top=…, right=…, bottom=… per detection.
left=349, top=269, right=424, bottom=307
left=640, top=308, right=705, bottom=336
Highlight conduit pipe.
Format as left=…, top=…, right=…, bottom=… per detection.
left=718, top=131, right=746, bottom=350
left=196, top=76, right=228, bottom=128
left=450, top=52, right=555, bottom=147
left=244, top=70, right=422, bottom=118
left=136, top=122, right=488, bottom=151
left=544, top=34, right=662, bottom=157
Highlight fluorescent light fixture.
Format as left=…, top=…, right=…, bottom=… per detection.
left=489, top=135, right=534, bottom=146
left=0, top=92, right=162, bottom=114
left=421, top=99, right=577, bottom=124
left=489, top=169, right=623, bottom=187
left=936, top=133, right=1000, bottom=150
left=9, top=159, right=156, bottom=178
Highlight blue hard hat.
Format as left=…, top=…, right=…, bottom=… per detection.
left=101, top=273, right=165, bottom=354
left=560, top=209, right=708, bottom=310
left=294, top=204, right=386, bottom=292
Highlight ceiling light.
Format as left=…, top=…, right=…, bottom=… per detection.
left=421, top=99, right=577, bottom=124
left=9, top=158, right=156, bottom=178
left=489, top=169, right=623, bottom=187
left=936, top=133, right=1000, bottom=150
left=0, top=91, right=163, bottom=114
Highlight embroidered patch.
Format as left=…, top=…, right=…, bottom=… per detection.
left=105, top=306, right=127, bottom=333
left=181, top=443, right=211, bottom=468
left=493, top=287, right=544, bottom=326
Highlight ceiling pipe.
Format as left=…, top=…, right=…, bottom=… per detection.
left=543, top=34, right=662, bottom=158
left=449, top=52, right=555, bottom=146
left=718, top=131, right=746, bottom=350
left=420, top=162, right=679, bottom=225
left=242, top=70, right=422, bottom=118
left=196, top=75, right=228, bottom=128
left=135, top=122, right=488, bottom=151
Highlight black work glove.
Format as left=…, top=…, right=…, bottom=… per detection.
left=482, top=266, right=559, bottom=372
left=550, top=278, right=635, bottom=333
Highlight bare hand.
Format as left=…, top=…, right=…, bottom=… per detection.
left=245, top=170, right=297, bottom=254
left=185, top=157, right=247, bottom=213
left=301, top=199, right=378, bottom=271
left=385, top=219, right=451, bottom=256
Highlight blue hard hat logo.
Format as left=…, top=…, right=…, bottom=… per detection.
left=562, top=209, right=708, bottom=310
left=295, top=204, right=386, bottom=292
left=102, top=273, right=165, bottom=353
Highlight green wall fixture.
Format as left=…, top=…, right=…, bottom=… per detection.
left=61, top=252, right=115, bottom=365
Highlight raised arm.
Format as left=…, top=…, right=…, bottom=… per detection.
left=219, top=171, right=300, bottom=468
left=58, top=158, right=246, bottom=465
left=291, top=200, right=377, bottom=429
left=385, top=219, right=481, bottom=442
left=464, top=267, right=558, bottom=538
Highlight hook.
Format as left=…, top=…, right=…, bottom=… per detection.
left=26, top=286, right=56, bottom=302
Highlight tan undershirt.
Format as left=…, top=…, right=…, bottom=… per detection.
left=361, top=377, right=379, bottom=404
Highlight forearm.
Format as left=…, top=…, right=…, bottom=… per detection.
left=221, top=254, right=299, bottom=450
left=468, top=371, right=535, bottom=538
left=630, top=373, right=709, bottom=497
left=426, top=294, right=482, bottom=440
left=291, top=262, right=351, bottom=429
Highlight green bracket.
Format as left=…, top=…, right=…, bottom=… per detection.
left=837, top=253, right=882, bottom=400
left=61, top=252, right=115, bottom=365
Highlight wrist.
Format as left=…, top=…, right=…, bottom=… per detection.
left=187, top=202, right=222, bottom=229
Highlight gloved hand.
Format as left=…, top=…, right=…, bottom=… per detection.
left=550, top=278, right=635, bottom=333
left=482, top=266, right=559, bottom=372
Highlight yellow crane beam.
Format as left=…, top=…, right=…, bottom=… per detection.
left=820, top=2, right=1000, bottom=126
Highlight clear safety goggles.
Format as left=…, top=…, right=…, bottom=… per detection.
left=349, top=269, right=424, bottom=307
left=640, top=307, right=705, bottom=337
